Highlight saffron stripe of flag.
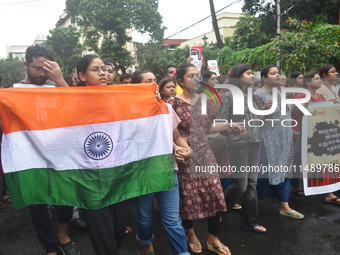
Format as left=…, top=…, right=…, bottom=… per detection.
left=0, top=84, right=174, bottom=209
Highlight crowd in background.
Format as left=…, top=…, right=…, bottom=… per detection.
left=0, top=43, right=339, bottom=255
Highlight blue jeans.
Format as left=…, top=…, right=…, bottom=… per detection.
left=135, top=171, right=189, bottom=255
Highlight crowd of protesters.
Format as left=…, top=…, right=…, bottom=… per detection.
left=0, top=44, right=339, bottom=255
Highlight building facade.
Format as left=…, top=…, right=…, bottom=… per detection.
left=179, top=12, right=242, bottom=48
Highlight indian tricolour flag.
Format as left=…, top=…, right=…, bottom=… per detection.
left=0, top=84, right=174, bottom=210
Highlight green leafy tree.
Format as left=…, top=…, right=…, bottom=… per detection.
left=0, top=53, right=26, bottom=86
left=225, top=13, right=270, bottom=51
left=66, top=0, right=166, bottom=73
left=137, top=44, right=190, bottom=75
left=219, top=43, right=276, bottom=74
left=137, top=42, right=168, bottom=75
left=43, top=25, right=82, bottom=75
left=242, top=0, right=339, bottom=41
left=271, top=18, right=340, bottom=75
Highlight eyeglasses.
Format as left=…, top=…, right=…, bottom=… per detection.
left=31, top=66, right=48, bottom=73
left=188, top=74, right=202, bottom=81
left=107, top=68, right=116, bottom=73
left=88, top=66, right=110, bottom=74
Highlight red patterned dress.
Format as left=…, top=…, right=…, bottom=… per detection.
left=168, top=96, right=227, bottom=220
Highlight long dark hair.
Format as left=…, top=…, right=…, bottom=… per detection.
left=229, top=63, right=252, bottom=89
left=303, top=71, right=319, bottom=88
left=76, top=54, right=103, bottom=86
left=319, top=64, right=335, bottom=79
left=158, top=78, right=175, bottom=100
left=288, top=71, right=303, bottom=87
left=260, top=64, right=277, bottom=86
left=175, top=63, right=196, bottom=88
left=132, top=70, right=152, bottom=84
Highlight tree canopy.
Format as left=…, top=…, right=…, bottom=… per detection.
left=0, top=53, right=25, bottom=87
left=242, top=0, right=339, bottom=40
left=65, top=0, right=166, bottom=73
left=43, top=25, right=82, bottom=75
left=225, top=13, right=270, bottom=51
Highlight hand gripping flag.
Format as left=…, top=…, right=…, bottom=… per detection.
left=0, top=84, right=174, bottom=209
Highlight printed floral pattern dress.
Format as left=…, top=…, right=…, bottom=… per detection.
left=168, top=96, right=227, bottom=220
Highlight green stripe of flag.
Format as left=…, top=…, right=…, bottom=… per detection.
left=6, top=154, right=174, bottom=210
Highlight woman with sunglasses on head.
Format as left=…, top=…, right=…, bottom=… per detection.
left=217, top=64, right=266, bottom=234
left=168, top=63, right=246, bottom=255
left=254, top=65, right=304, bottom=220
left=76, top=54, right=131, bottom=255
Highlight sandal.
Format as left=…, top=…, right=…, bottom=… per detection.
left=57, top=239, right=80, bottom=255
left=207, top=242, right=231, bottom=255
left=324, top=197, right=340, bottom=205
left=125, top=225, right=132, bottom=235
left=232, top=203, right=242, bottom=210
left=279, top=210, right=304, bottom=220
left=186, top=235, right=202, bottom=254
left=240, top=224, right=267, bottom=234
left=1, top=195, right=11, bottom=203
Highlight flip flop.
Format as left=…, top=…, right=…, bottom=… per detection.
left=1, top=195, right=11, bottom=203
left=232, top=204, right=242, bottom=210
left=240, top=224, right=267, bottom=234
left=125, top=225, right=132, bottom=235
left=207, top=242, right=231, bottom=255
left=186, top=235, right=202, bottom=254
left=324, top=197, right=340, bottom=205
left=279, top=210, right=304, bottom=219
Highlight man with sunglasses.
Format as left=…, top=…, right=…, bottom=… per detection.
left=10, top=44, right=79, bottom=255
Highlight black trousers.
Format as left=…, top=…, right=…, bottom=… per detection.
left=83, top=199, right=130, bottom=255
left=28, top=204, right=73, bottom=253
left=182, top=212, right=221, bottom=236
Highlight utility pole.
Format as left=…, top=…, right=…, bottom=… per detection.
left=277, top=0, right=281, bottom=73
left=209, top=0, right=224, bottom=49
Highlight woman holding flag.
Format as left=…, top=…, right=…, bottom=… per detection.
left=76, top=54, right=131, bottom=255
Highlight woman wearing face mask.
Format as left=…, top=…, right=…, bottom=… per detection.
left=217, top=64, right=266, bottom=234
left=254, top=65, right=304, bottom=220
left=168, top=63, right=246, bottom=255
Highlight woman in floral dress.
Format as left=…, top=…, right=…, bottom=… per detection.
left=168, top=63, right=245, bottom=255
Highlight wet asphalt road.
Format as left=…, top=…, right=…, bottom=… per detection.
left=1, top=191, right=340, bottom=255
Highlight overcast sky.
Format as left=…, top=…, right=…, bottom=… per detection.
left=0, top=0, right=243, bottom=58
